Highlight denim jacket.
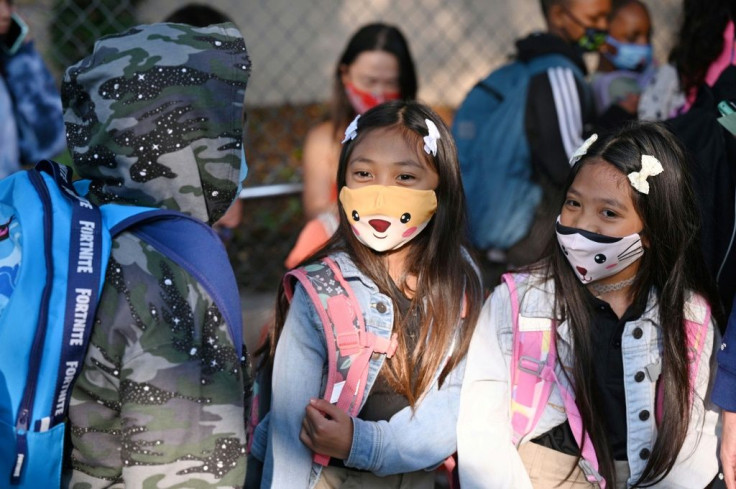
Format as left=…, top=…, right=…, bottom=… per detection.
left=713, top=300, right=736, bottom=411
left=458, top=273, right=719, bottom=489
left=251, top=252, right=466, bottom=488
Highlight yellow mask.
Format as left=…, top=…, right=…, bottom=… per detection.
left=339, top=185, right=438, bottom=252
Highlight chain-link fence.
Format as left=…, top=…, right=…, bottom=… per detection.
left=16, top=0, right=682, bottom=299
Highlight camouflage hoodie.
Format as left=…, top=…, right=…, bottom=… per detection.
left=61, top=23, right=251, bottom=488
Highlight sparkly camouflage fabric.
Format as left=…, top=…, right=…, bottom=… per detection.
left=62, top=22, right=251, bottom=225
left=63, top=23, right=251, bottom=488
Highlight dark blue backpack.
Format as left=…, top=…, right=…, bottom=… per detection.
left=0, top=161, right=243, bottom=488
left=452, top=54, right=586, bottom=251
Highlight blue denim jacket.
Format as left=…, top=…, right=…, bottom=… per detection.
left=252, top=252, right=466, bottom=488
left=459, top=273, right=719, bottom=489
left=713, top=300, right=736, bottom=410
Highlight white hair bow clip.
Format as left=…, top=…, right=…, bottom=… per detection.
left=423, top=119, right=440, bottom=156
left=569, top=133, right=598, bottom=165
left=628, top=155, right=663, bottom=194
left=342, top=115, right=360, bottom=144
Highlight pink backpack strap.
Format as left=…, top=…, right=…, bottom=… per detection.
left=503, top=273, right=605, bottom=488
left=655, top=296, right=711, bottom=424
left=284, top=257, right=398, bottom=466
left=504, top=273, right=558, bottom=444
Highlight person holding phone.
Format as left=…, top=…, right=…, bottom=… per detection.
left=0, top=0, right=66, bottom=178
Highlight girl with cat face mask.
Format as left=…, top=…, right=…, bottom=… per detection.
left=251, top=100, right=482, bottom=489
left=458, top=122, right=723, bottom=489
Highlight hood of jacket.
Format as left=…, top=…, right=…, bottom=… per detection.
left=62, top=22, right=251, bottom=224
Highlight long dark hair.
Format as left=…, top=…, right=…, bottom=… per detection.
left=272, top=100, right=481, bottom=405
left=538, top=122, right=722, bottom=486
left=330, top=23, right=417, bottom=140
left=669, top=0, right=736, bottom=96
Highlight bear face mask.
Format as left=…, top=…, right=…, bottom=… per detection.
left=339, top=185, right=437, bottom=252
left=555, top=218, right=644, bottom=283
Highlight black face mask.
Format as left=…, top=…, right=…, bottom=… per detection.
left=563, top=7, right=607, bottom=52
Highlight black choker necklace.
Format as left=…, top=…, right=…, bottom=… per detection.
left=588, top=276, right=636, bottom=296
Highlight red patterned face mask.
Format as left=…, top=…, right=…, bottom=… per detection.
left=344, top=81, right=400, bottom=114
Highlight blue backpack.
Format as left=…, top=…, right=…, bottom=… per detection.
left=452, top=54, right=586, bottom=251
left=0, top=161, right=243, bottom=488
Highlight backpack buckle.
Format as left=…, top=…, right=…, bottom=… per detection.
left=357, top=332, right=399, bottom=358
left=336, top=330, right=362, bottom=355
left=645, top=360, right=662, bottom=381
left=518, top=356, right=546, bottom=377
left=577, top=458, right=605, bottom=488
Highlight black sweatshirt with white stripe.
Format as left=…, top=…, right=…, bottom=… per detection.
left=519, top=32, right=594, bottom=188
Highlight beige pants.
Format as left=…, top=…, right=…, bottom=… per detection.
left=315, top=465, right=435, bottom=489
left=519, top=443, right=630, bottom=489
left=519, top=442, right=594, bottom=488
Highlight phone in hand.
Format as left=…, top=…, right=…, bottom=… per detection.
left=718, top=100, right=736, bottom=136
left=1, top=13, right=29, bottom=56
left=718, top=100, right=736, bottom=116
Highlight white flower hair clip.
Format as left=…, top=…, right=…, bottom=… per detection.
left=628, top=154, right=664, bottom=194
left=423, top=119, right=440, bottom=156
left=569, top=133, right=598, bottom=166
left=342, top=115, right=360, bottom=144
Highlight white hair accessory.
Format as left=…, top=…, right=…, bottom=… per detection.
left=342, top=115, right=360, bottom=144
left=628, top=154, right=663, bottom=194
left=423, top=119, right=440, bottom=156
left=569, top=133, right=598, bottom=165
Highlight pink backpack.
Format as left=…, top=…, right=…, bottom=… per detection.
left=244, top=257, right=396, bottom=485
left=282, top=257, right=398, bottom=466
left=503, top=273, right=711, bottom=488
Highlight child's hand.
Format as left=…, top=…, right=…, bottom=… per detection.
left=617, top=93, right=641, bottom=114
left=300, top=398, right=353, bottom=460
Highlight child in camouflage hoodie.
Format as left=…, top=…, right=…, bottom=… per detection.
left=61, top=22, right=251, bottom=488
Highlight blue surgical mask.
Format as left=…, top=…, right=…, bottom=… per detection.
left=236, top=146, right=248, bottom=196
left=603, top=36, right=653, bottom=71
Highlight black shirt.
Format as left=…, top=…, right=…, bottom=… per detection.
left=532, top=291, right=646, bottom=460
left=358, top=289, right=420, bottom=422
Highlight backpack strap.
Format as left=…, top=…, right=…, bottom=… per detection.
left=41, top=162, right=106, bottom=429
left=284, top=257, right=398, bottom=466
left=503, top=273, right=605, bottom=488
left=68, top=167, right=245, bottom=357
left=654, top=296, right=711, bottom=424
left=505, top=273, right=557, bottom=442
left=110, top=210, right=244, bottom=358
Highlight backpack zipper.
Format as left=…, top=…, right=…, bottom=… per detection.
left=11, top=170, right=55, bottom=484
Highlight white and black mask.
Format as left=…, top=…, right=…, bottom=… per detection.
left=555, top=217, right=644, bottom=283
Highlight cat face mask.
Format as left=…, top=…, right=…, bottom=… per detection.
left=555, top=218, right=644, bottom=283
left=339, top=185, right=437, bottom=252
